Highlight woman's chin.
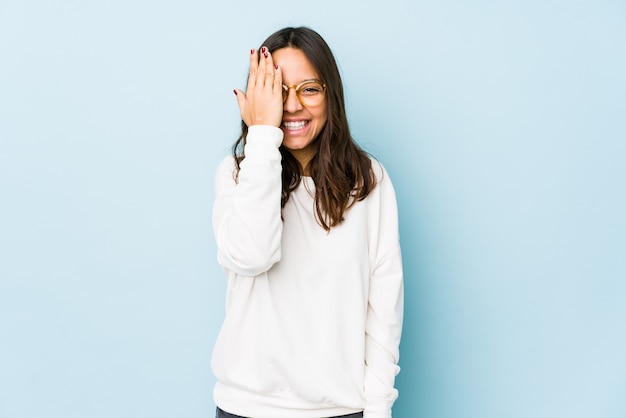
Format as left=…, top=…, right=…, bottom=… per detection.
left=282, top=130, right=317, bottom=151
left=282, top=137, right=313, bottom=151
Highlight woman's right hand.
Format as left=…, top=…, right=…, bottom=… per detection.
left=234, top=47, right=284, bottom=128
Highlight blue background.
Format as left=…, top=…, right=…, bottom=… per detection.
left=1, top=1, right=625, bottom=417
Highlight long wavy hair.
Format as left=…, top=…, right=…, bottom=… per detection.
left=233, top=27, right=376, bottom=231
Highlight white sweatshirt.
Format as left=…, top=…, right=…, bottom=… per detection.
left=211, top=126, right=404, bottom=418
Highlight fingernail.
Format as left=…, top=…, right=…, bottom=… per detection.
left=274, top=64, right=278, bottom=70
left=233, top=89, right=237, bottom=96
left=261, top=47, right=266, bottom=53
left=264, top=52, right=268, bottom=58
left=250, top=48, right=255, bottom=54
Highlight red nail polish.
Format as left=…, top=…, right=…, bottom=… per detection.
left=233, top=89, right=237, bottom=96
left=250, top=48, right=254, bottom=54
left=261, top=47, right=266, bottom=53
left=274, top=64, right=278, bottom=70
left=264, top=52, right=268, bottom=58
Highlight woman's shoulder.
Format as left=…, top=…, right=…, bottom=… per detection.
left=218, top=154, right=237, bottom=170
left=367, top=156, right=390, bottom=184
left=364, top=156, right=399, bottom=206
left=215, top=155, right=238, bottom=184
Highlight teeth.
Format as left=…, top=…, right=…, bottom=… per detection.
left=283, top=121, right=307, bottom=130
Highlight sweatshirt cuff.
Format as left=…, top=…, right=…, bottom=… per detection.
left=246, top=125, right=283, bottom=148
left=240, top=125, right=283, bottom=170
left=364, top=398, right=394, bottom=418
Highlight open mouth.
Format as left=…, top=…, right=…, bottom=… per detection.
left=282, top=120, right=310, bottom=132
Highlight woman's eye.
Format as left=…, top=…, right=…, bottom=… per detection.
left=301, top=86, right=322, bottom=95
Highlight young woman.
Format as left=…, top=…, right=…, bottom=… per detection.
left=212, top=27, right=404, bottom=418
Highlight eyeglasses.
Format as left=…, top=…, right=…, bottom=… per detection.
left=282, top=79, right=326, bottom=107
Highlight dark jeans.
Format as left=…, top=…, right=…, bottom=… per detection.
left=216, top=406, right=364, bottom=418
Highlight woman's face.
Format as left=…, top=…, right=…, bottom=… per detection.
left=272, top=47, right=328, bottom=166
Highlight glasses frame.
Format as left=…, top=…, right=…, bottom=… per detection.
left=282, top=79, right=327, bottom=107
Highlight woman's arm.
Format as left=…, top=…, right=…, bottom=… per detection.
left=212, top=126, right=284, bottom=277
left=213, top=47, right=285, bottom=277
left=364, top=165, right=404, bottom=418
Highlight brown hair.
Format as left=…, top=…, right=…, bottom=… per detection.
left=232, top=27, right=376, bottom=231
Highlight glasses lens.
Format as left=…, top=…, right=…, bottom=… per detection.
left=297, top=82, right=325, bottom=106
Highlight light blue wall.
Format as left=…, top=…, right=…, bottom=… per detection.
left=1, top=1, right=624, bottom=417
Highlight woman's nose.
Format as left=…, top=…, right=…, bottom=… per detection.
left=283, top=89, right=303, bottom=113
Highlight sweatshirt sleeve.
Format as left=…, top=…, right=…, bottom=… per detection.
left=364, top=164, right=404, bottom=418
left=212, top=125, right=284, bottom=277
